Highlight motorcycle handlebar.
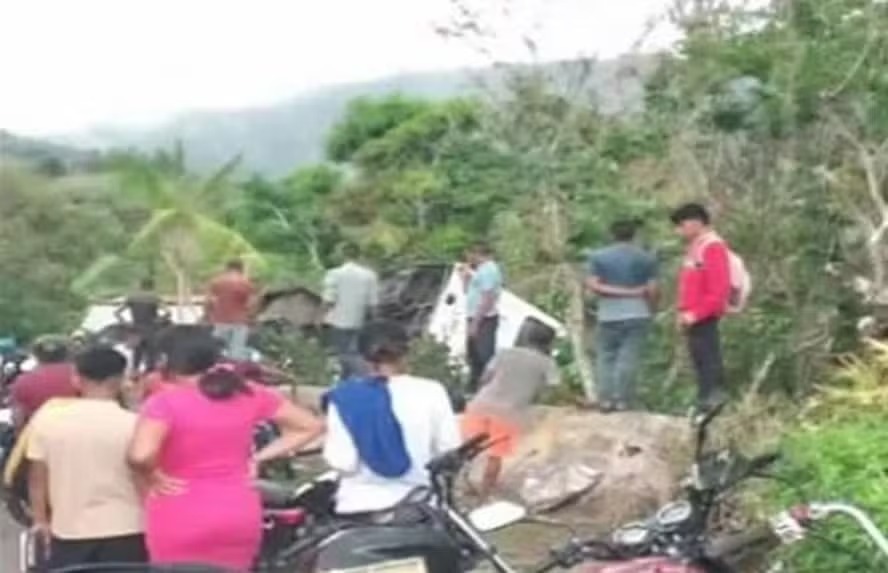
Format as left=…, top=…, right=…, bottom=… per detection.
left=425, top=433, right=491, bottom=475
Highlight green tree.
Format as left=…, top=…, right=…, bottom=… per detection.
left=76, top=148, right=264, bottom=311
left=0, top=164, right=129, bottom=339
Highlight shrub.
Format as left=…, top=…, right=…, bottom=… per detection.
left=769, top=412, right=888, bottom=571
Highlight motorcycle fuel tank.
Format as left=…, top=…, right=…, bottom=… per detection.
left=581, top=557, right=705, bottom=573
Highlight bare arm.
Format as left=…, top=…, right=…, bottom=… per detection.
left=28, top=461, right=51, bottom=529
left=253, top=401, right=325, bottom=464
left=586, top=276, right=646, bottom=297
left=127, top=417, right=168, bottom=476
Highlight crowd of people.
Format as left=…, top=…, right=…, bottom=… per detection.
left=1, top=201, right=739, bottom=571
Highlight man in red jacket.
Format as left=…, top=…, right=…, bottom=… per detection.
left=671, top=203, right=731, bottom=412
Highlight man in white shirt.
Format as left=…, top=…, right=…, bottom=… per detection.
left=323, top=321, right=461, bottom=514
left=321, top=244, right=380, bottom=379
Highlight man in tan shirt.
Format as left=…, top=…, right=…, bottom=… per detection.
left=27, top=345, right=146, bottom=569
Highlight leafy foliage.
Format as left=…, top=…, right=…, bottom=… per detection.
left=772, top=413, right=888, bottom=571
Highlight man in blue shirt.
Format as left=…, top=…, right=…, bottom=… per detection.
left=464, top=243, right=504, bottom=393
left=586, top=220, right=658, bottom=412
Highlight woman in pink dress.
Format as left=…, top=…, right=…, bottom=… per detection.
left=127, top=333, right=323, bottom=570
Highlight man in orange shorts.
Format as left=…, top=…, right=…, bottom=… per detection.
left=461, top=321, right=559, bottom=498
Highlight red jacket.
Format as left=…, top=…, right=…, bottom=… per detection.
left=678, top=234, right=732, bottom=322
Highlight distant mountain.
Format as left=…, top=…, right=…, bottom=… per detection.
left=0, top=130, right=98, bottom=173
left=54, top=57, right=654, bottom=177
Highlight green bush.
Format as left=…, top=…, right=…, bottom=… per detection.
left=770, top=412, right=888, bottom=571
left=253, top=328, right=333, bottom=388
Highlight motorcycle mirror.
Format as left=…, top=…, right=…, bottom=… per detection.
left=468, top=501, right=527, bottom=532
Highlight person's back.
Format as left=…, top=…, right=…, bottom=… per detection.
left=323, top=320, right=460, bottom=514
left=209, top=271, right=254, bottom=325
left=469, top=346, right=558, bottom=427
left=27, top=345, right=146, bottom=570
left=143, top=383, right=278, bottom=481
left=12, top=362, right=76, bottom=425
left=29, top=400, right=141, bottom=537
left=325, top=374, right=459, bottom=513
left=126, top=290, right=161, bottom=328
left=324, top=262, right=379, bottom=330
left=589, top=243, right=657, bottom=322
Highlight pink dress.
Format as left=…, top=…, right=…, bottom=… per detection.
left=141, top=383, right=283, bottom=570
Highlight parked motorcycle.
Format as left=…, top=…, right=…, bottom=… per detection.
left=253, top=457, right=340, bottom=573
left=536, top=404, right=888, bottom=573
left=288, top=433, right=528, bottom=573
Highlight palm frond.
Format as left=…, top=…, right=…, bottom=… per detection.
left=71, top=254, right=123, bottom=295
left=192, top=215, right=267, bottom=270
left=199, top=154, right=242, bottom=202
left=127, top=209, right=181, bottom=254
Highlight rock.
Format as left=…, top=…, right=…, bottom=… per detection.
left=475, top=407, right=692, bottom=527
left=292, top=388, right=693, bottom=528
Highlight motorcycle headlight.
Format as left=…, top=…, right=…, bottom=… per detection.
left=656, top=500, right=694, bottom=529
left=612, top=522, right=653, bottom=547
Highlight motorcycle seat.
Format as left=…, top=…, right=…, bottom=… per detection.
left=256, top=480, right=299, bottom=509
left=265, top=507, right=307, bottom=526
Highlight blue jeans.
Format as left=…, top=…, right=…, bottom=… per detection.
left=594, top=318, right=650, bottom=405
left=328, top=327, right=367, bottom=380
left=213, top=323, right=250, bottom=361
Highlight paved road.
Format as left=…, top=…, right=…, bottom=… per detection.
left=2, top=512, right=23, bottom=571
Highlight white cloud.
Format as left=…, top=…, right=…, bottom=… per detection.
left=0, top=0, right=675, bottom=134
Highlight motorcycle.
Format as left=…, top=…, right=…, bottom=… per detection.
left=253, top=452, right=340, bottom=573
left=536, top=404, right=888, bottom=572
left=1, top=349, right=28, bottom=409
left=291, top=433, right=529, bottom=573
left=537, top=499, right=888, bottom=572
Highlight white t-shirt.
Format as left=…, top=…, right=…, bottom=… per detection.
left=323, top=375, right=461, bottom=514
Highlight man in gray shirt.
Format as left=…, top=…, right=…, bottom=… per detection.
left=322, top=243, right=380, bottom=379
left=586, top=220, right=658, bottom=412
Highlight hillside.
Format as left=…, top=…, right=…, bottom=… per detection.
left=0, top=130, right=98, bottom=173
left=56, top=57, right=652, bottom=176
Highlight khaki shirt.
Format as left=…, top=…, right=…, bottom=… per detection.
left=26, top=399, right=143, bottom=539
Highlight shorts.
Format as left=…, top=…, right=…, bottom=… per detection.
left=461, top=409, right=520, bottom=459
left=49, top=533, right=148, bottom=570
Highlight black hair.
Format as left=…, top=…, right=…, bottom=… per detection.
left=226, top=259, right=244, bottom=272
left=516, top=318, right=556, bottom=355
left=610, top=219, right=638, bottom=242
left=140, top=276, right=155, bottom=290
left=670, top=203, right=711, bottom=225
left=470, top=241, right=494, bottom=256
left=358, top=320, right=410, bottom=364
left=75, top=345, right=127, bottom=383
left=166, top=330, right=250, bottom=400
left=32, top=336, right=69, bottom=364
left=341, top=242, right=361, bottom=259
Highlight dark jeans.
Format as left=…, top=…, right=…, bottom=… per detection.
left=466, top=315, right=499, bottom=393
left=595, top=318, right=650, bottom=406
left=328, top=327, right=366, bottom=380
left=48, top=533, right=148, bottom=571
left=687, top=318, right=726, bottom=404
left=132, top=325, right=159, bottom=374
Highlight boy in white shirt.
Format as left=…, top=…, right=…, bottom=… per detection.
left=323, top=321, right=461, bottom=514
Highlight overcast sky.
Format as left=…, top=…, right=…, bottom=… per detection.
left=0, top=0, right=677, bottom=135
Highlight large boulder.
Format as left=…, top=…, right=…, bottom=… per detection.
left=293, top=387, right=693, bottom=527
left=477, top=407, right=692, bottom=526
